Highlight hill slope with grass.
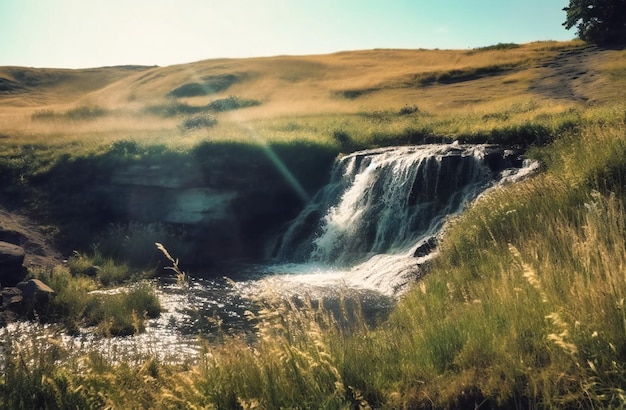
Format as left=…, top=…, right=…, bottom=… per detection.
left=1, top=40, right=624, bottom=144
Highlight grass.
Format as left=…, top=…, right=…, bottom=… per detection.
left=31, top=105, right=110, bottom=121
left=3, top=114, right=626, bottom=408
left=27, top=254, right=160, bottom=335
left=2, top=40, right=626, bottom=408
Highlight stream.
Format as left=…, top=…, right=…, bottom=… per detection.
left=3, top=143, right=538, bottom=363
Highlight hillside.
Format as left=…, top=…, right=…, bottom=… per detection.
left=1, top=41, right=625, bottom=147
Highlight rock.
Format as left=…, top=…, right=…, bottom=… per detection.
left=85, top=265, right=101, bottom=277
left=413, top=236, right=438, bottom=258
left=0, top=241, right=25, bottom=265
left=0, top=287, right=23, bottom=309
left=16, top=279, right=55, bottom=311
left=0, top=241, right=27, bottom=286
left=0, top=228, right=23, bottom=245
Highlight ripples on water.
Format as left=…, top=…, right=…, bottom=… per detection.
left=1, top=266, right=396, bottom=365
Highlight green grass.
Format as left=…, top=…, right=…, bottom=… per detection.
left=5, top=109, right=626, bottom=408
left=343, top=112, right=626, bottom=407
left=28, top=262, right=161, bottom=336
left=85, top=282, right=161, bottom=336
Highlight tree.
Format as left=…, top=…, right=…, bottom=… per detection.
left=563, top=0, right=626, bottom=44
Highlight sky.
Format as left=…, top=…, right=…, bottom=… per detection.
left=0, top=0, right=574, bottom=69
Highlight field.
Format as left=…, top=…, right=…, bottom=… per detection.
left=2, top=40, right=622, bottom=152
left=2, top=40, right=626, bottom=408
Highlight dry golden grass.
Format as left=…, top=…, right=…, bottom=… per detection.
left=3, top=39, right=624, bottom=151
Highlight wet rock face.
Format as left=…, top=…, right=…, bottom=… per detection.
left=90, top=162, right=307, bottom=265
left=0, top=241, right=27, bottom=287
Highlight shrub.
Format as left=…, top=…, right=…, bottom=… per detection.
left=332, top=129, right=355, bottom=151
left=399, top=104, right=419, bottom=115
left=28, top=265, right=160, bottom=335
left=109, top=139, right=140, bottom=156
left=475, top=42, right=521, bottom=51
left=31, top=109, right=56, bottom=120
left=29, top=265, right=96, bottom=332
left=69, top=250, right=136, bottom=286
left=178, top=115, right=218, bottom=131
left=65, top=105, right=108, bottom=120
left=206, top=96, right=260, bottom=112
left=419, top=64, right=517, bottom=85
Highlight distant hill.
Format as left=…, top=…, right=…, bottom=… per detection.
left=2, top=41, right=621, bottom=114
left=1, top=40, right=624, bottom=146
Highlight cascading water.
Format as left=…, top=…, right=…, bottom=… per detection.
left=258, top=143, right=537, bottom=297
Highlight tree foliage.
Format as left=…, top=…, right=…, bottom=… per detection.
left=563, top=0, right=626, bottom=44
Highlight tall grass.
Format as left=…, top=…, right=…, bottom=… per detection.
left=356, top=115, right=626, bottom=407
left=28, top=264, right=161, bottom=336
left=3, top=110, right=626, bottom=408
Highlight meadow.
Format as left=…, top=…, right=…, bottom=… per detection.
left=2, top=40, right=626, bottom=408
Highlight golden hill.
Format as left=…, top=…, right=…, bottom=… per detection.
left=0, top=40, right=624, bottom=148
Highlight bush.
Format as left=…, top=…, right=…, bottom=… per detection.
left=144, top=97, right=260, bottom=118
left=69, top=250, right=137, bottom=286
left=399, top=104, right=419, bottom=115
left=475, top=42, right=521, bottom=51
left=65, top=105, right=109, bottom=120
left=206, top=96, right=260, bottom=112
left=332, top=129, right=356, bottom=151
left=178, top=115, right=218, bottom=131
left=28, top=265, right=160, bottom=335
left=109, top=139, right=141, bottom=156
left=31, top=109, right=56, bottom=120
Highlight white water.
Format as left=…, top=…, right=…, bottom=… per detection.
left=260, top=143, right=536, bottom=297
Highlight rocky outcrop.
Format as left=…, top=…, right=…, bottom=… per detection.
left=25, top=142, right=337, bottom=269
left=0, top=241, right=27, bottom=287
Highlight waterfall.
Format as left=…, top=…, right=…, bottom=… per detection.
left=266, top=143, right=536, bottom=296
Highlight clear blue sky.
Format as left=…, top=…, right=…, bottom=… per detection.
left=0, top=0, right=574, bottom=69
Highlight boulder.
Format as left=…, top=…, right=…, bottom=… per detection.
left=0, top=287, right=23, bottom=309
left=0, top=241, right=27, bottom=286
left=16, top=279, right=55, bottom=311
